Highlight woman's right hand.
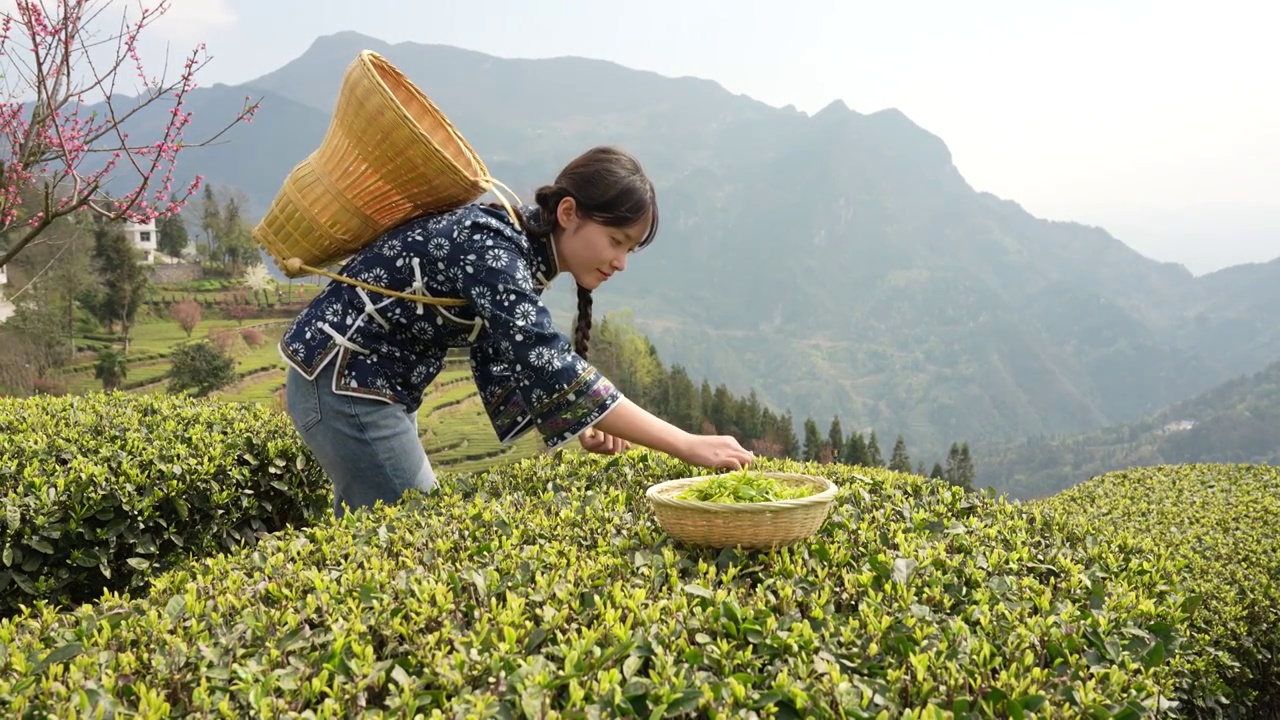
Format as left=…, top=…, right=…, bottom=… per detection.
left=677, top=434, right=756, bottom=470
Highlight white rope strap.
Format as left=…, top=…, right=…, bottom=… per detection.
left=409, top=258, right=428, bottom=315
left=356, top=287, right=392, bottom=330
left=320, top=321, right=370, bottom=355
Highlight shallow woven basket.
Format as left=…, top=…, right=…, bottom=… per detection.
left=253, top=49, right=499, bottom=278
left=646, top=472, right=838, bottom=550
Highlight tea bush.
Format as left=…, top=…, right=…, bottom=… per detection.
left=0, top=393, right=331, bottom=616
left=1040, top=464, right=1280, bottom=717
left=0, top=451, right=1201, bottom=717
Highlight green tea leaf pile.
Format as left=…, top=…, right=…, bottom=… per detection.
left=674, top=469, right=818, bottom=503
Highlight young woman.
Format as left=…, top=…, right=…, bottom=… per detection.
left=279, top=146, right=755, bottom=517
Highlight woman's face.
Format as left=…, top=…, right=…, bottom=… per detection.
left=552, top=197, right=652, bottom=291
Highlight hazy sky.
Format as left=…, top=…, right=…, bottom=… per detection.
left=13, top=0, right=1280, bottom=274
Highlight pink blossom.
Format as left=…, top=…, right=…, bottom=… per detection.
left=0, top=0, right=260, bottom=265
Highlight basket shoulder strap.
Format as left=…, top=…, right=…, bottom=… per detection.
left=283, top=257, right=468, bottom=307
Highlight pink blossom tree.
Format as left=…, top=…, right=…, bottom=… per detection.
left=170, top=297, right=200, bottom=337
left=750, top=436, right=783, bottom=459
left=0, top=0, right=260, bottom=269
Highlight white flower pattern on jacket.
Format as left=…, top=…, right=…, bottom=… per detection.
left=278, top=203, right=623, bottom=450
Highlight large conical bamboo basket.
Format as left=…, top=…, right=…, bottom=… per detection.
left=251, top=50, right=519, bottom=305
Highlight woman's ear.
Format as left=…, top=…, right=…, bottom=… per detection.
left=556, top=196, right=578, bottom=231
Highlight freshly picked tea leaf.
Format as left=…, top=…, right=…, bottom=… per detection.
left=675, top=469, right=817, bottom=503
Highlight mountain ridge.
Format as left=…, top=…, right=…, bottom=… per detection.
left=87, top=31, right=1279, bottom=464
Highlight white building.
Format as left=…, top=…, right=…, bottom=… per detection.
left=122, top=220, right=158, bottom=264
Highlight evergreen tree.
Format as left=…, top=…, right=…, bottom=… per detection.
left=218, top=195, right=257, bottom=274
left=91, top=224, right=149, bottom=354
left=826, top=415, right=844, bottom=460
left=802, top=417, right=823, bottom=461
left=664, top=365, right=700, bottom=431
left=889, top=434, right=911, bottom=472
left=699, top=380, right=714, bottom=428
left=841, top=431, right=868, bottom=466
left=741, top=390, right=764, bottom=441
left=200, top=183, right=221, bottom=259
left=777, top=410, right=801, bottom=459
left=956, top=442, right=975, bottom=490
left=930, top=462, right=945, bottom=480
left=710, top=384, right=738, bottom=437
left=945, top=442, right=961, bottom=485
left=866, top=431, right=883, bottom=467
left=156, top=195, right=190, bottom=259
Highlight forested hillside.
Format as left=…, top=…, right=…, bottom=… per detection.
left=977, top=359, right=1280, bottom=498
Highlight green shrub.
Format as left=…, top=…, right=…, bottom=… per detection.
left=0, top=451, right=1197, bottom=717
left=0, top=393, right=331, bottom=617
left=1040, top=464, right=1280, bottom=717
left=167, top=341, right=236, bottom=397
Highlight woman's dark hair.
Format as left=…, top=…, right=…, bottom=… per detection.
left=511, top=146, right=658, bottom=361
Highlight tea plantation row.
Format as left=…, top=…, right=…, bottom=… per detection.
left=0, top=393, right=330, bottom=612
left=0, top=393, right=1277, bottom=717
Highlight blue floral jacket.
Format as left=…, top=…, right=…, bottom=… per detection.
left=278, top=203, right=623, bottom=451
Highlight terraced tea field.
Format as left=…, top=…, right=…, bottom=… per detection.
left=53, top=317, right=547, bottom=475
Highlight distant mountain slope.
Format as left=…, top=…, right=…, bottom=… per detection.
left=977, top=359, right=1280, bottom=499
left=94, top=31, right=1280, bottom=463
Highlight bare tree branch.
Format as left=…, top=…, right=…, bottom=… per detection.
left=6, top=226, right=73, bottom=302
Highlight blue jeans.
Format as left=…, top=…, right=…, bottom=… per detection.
left=284, top=358, right=438, bottom=518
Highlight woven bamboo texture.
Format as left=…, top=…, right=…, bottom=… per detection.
left=253, top=50, right=506, bottom=283
left=646, top=472, right=838, bottom=550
